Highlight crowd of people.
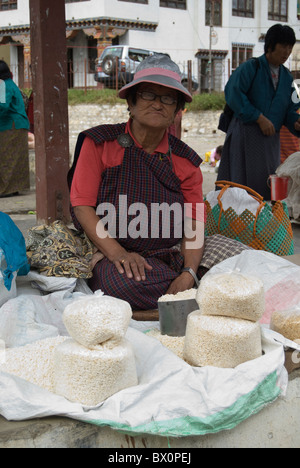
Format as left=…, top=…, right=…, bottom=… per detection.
left=1, top=24, right=299, bottom=311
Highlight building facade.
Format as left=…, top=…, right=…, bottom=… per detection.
left=0, top=0, right=299, bottom=92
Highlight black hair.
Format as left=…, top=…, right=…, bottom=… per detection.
left=0, top=60, right=12, bottom=80
left=264, top=24, right=296, bottom=54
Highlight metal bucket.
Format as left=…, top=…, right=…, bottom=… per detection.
left=158, top=299, right=198, bottom=337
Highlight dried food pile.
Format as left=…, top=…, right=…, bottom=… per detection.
left=1, top=294, right=138, bottom=407
left=184, top=272, right=264, bottom=368
left=270, top=306, right=300, bottom=343
left=54, top=295, right=138, bottom=406
left=153, top=272, right=265, bottom=368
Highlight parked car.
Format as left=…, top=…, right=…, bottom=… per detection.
left=94, top=45, right=199, bottom=92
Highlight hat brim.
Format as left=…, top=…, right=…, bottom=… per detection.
left=118, top=74, right=193, bottom=103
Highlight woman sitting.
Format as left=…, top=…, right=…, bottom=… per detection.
left=68, top=54, right=205, bottom=311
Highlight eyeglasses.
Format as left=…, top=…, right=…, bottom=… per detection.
left=137, top=91, right=177, bottom=106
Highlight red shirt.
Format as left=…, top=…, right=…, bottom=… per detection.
left=70, top=121, right=204, bottom=221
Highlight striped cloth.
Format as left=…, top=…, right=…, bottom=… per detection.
left=280, top=125, right=299, bottom=164
left=69, top=123, right=203, bottom=311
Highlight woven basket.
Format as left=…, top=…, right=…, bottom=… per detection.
left=205, top=181, right=294, bottom=256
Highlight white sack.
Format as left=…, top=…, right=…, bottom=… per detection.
left=206, top=187, right=261, bottom=216
left=0, top=248, right=17, bottom=307
left=276, top=152, right=300, bottom=220
left=0, top=326, right=289, bottom=437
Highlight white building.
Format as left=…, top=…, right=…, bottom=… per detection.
left=0, top=0, right=299, bottom=92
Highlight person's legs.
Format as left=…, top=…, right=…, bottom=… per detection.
left=88, top=256, right=180, bottom=310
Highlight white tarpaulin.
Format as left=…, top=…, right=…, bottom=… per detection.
left=0, top=251, right=299, bottom=437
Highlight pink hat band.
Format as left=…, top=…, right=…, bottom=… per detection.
left=118, top=54, right=193, bottom=103
left=134, top=67, right=181, bottom=83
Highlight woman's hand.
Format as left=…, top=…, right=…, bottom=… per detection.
left=256, top=114, right=276, bottom=136
left=113, top=251, right=153, bottom=282
left=166, top=272, right=195, bottom=296
left=294, top=118, right=300, bottom=132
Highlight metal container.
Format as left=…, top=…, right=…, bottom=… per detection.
left=158, top=299, right=198, bottom=337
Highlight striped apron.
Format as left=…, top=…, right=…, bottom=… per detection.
left=69, top=123, right=202, bottom=310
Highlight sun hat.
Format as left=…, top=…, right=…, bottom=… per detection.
left=118, top=54, right=192, bottom=103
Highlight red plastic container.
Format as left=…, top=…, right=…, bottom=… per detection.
left=268, top=175, right=290, bottom=201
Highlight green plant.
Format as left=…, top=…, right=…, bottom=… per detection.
left=186, top=93, right=225, bottom=112
left=22, top=88, right=225, bottom=112
left=68, top=88, right=123, bottom=106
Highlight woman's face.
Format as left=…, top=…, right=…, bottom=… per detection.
left=267, top=43, right=294, bottom=66
left=128, top=83, right=179, bottom=131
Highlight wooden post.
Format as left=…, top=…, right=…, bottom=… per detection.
left=29, top=0, right=70, bottom=225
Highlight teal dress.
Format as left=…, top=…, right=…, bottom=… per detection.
left=0, top=78, right=29, bottom=131
left=0, top=79, right=30, bottom=196
left=217, top=54, right=300, bottom=199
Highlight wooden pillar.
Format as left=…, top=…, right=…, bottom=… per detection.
left=29, top=0, right=70, bottom=225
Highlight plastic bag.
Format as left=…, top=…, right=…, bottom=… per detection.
left=196, top=271, right=265, bottom=323
left=206, top=250, right=300, bottom=325
left=270, top=306, right=300, bottom=343
left=63, top=292, right=132, bottom=349
left=0, top=248, right=17, bottom=307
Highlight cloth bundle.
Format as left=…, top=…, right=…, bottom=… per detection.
left=0, top=212, right=29, bottom=301
left=26, top=220, right=99, bottom=278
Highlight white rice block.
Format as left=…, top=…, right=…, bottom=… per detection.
left=196, top=272, right=265, bottom=322
left=183, top=311, right=262, bottom=368
left=0, top=336, right=67, bottom=392
left=158, top=288, right=197, bottom=302
left=146, top=328, right=185, bottom=359
left=270, top=307, right=300, bottom=343
left=54, top=338, right=138, bottom=406
left=63, top=295, right=132, bottom=349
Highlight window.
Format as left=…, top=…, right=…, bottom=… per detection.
left=268, top=0, right=288, bottom=21
left=119, top=0, right=148, bottom=3
left=232, top=45, right=253, bottom=70
left=0, top=0, right=17, bottom=10
left=160, top=0, right=186, bottom=9
left=205, top=0, right=222, bottom=27
left=232, top=0, right=254, bottom=18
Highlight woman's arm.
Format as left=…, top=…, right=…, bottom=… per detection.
left=166, top=219, right=205, bottom=295
left=74, top=205, right=152, bottom=282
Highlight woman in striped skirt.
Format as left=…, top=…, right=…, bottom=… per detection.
left=68, top=54, right=205, bottom=311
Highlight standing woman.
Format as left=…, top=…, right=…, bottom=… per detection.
left=0, top=60, right=30, bottom=197
left=217, top=24, right=300, bottom=200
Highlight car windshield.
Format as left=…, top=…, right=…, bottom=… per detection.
left=101, top=47, right=123, bottom=60
left=128, top=48, right=152, bottom=63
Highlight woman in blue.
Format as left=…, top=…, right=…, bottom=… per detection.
left=217, top=24, right=300, bottom=200
left=0, top=60, right=30, bottom=197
